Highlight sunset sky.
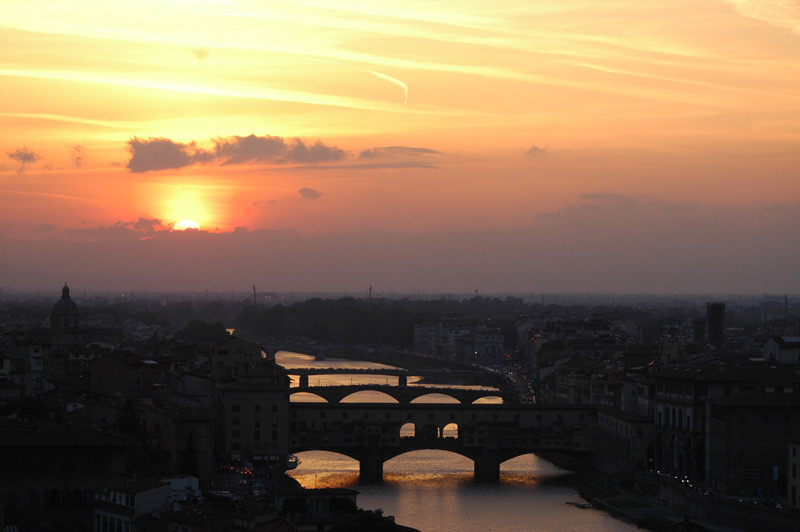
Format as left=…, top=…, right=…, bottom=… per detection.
left=1, top=1, right=799, bottom=294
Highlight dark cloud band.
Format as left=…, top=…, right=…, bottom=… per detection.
left=127, top=134, right=344, bottom=173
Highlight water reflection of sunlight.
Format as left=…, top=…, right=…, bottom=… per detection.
left=384, top=450, right=473, bottom=486
left=290, top=450, right=569, bottom=492
left=288, top=451, right=359, bottom=489
left=501, top=453, right=568, bottom=474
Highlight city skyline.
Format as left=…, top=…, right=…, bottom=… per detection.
left=2, top=1, right=799, bottom=293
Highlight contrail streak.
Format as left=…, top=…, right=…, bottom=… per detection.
left=368, top=70, right=408, bottom=104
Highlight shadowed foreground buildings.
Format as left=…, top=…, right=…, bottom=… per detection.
left=3, top=287, right=800, bottom=530
left=0, top=424, right=134, bottom=531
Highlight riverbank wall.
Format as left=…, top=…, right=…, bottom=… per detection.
left=657, top=479, right=799, bottom=532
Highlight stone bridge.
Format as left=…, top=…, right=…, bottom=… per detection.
left=289, top=403, right=593, bottom=482
left=290, top=384, right=507, bottom=404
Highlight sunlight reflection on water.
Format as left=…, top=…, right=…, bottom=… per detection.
left=280, top=351, right=637, bottom=532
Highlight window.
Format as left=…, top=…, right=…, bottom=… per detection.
left=255, top=405, right=260, bottom=412
left=232, top=404, right=240, bottom=412
left=232, top=417, right=240, bottom=425
left=231, top=430, right=240, bottom=438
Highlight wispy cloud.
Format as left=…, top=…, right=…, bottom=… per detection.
left=359, top=146, right=440, bottom=159
left=71, top=145, right=84, bottom=168
left=723, top=0, right=800, bottom=36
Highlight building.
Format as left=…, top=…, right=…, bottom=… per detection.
left=141, top=405, right=213, bottom=479
left=0, top=331, right=51, bottom=396
left=413, top=316, right=504, bottom=363
left=217, top=364, right=291, bottom=468
left=92, top=479, right=170, bottom=532
left=764, top=336, right=800, bottom=365
left=49, top=284, right=123, bottom=349
left=651, top=365, right=800, bottom=483
left=51, top=283, right=80, bottom=332
left=708, top=386, right=800, bottom=497
left=0, top=424, right=136, bottom=531
left=92, top=477, right=201, bottom=532
left=788, top=442, right=800, bottom=509
left=208, top=335, right=269, bottom=380
left=706, top=302, right=725, bottom=348
left=595, top=406, right=654, bottom=473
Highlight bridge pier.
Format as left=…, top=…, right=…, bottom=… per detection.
left=298, top=374, right=309, bottom=387
left=473, top=450, right=500, bottom=482
left=359, top=448, right=384, bottom=483
left=398, top=375, right=407, bottom=386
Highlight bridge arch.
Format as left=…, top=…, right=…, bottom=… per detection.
left=290, top=391, right=328, bottom=403
left=400, top=422, right=416, bottom=438
left=442, top=422, right=459, bottom=439
left=472, top=395, right=503, bottom=404
left=410, top=393, right=460, bottom=404
left=340, top=391, right=399, bottom=403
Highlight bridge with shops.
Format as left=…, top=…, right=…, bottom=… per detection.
left=288, top=402, right=593, bottom=482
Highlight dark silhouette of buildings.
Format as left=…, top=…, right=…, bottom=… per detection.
left=706, top=302, right=725, bottom=347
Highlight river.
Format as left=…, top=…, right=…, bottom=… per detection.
left=277, top=351, right=639, bottom=532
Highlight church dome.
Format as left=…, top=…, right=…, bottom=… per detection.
left=51, top=283, right=79, bottom=330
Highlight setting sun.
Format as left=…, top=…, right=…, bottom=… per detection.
left=173, top=219, right=201, bottom=231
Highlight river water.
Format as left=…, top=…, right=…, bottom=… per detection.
left=277, top=351, right=639, bottom=532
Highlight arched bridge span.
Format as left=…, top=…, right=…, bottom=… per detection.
left=289, top=403, right=592, bottom=482
left=290, top=384, right=505, bottom=405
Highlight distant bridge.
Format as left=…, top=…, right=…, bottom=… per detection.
left=289, top=403, right=592, bottom=482
left=290, top=383, right=507, bottom=405
left=285, top=367, right=487, bottom=378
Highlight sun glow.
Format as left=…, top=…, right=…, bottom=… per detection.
left=173, top=219, right=201, bottom=231
left=158, top=184, right=216, bottom=230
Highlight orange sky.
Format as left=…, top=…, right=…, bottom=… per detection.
left=1, top=1, right=799, bottom=293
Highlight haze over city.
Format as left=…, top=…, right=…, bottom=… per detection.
left=2, top=1, right=799, bottom=294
